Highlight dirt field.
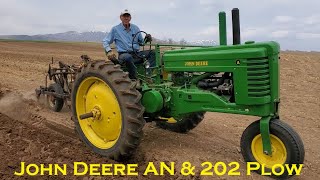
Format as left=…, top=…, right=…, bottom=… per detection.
left=0, top=41, right=319, bottom=179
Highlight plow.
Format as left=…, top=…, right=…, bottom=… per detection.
left=35, top=55, right=91, bottom=111
left=36, top=9, right=304, bottom=178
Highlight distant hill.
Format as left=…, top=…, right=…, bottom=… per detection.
left=0, top=31, right=216, bottom=46
left=0, top=31, right=108, bottom=42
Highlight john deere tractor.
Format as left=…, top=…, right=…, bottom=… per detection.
left=71, top=9, right=304, bottom=177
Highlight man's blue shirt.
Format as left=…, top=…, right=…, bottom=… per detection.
left=103, top=23, right=143, bottom=53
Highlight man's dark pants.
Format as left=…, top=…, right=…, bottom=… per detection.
left=118, top=50, right=156, bottom=80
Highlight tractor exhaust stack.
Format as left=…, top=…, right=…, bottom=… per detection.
left=232, top=8, right=241, bottom=45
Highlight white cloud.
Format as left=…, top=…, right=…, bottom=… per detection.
left=197, top=26, right=219, bottom=36
left=270, top=30, right=290, bottom=38
left=199, top=0, right=216, bottom=6
left=273, top=16, right=294, bottom=23
left=304, top=14, right=320, bottom=25
left=242, top=27, right=268, bottom=39
left=270, top=0, right=291, bottom=4
left=296, top=33, right=320, bottom=39
left=92, top=24, right=108, bottom=32
left=169, top=2, right=176, bottom=8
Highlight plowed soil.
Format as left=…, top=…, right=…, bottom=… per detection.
left=0, top=41, right=319, bottom=179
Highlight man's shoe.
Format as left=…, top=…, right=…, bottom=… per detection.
left=109, top=57, right=119, bottom=65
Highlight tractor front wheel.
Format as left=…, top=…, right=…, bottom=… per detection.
left=240, top=119, right=304, bottom=178
left=71, top=61, right=145, bottom=161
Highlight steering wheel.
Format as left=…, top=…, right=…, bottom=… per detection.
left=131, top=31, right=152, bottom=59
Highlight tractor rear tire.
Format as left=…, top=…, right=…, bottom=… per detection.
left=240, top=119, right=304, bottom=178
left=47, top=83, right=64, bottom=112
left=71, top=61, right=145, bottom=161
left=156, top=112, right=205, bottom=133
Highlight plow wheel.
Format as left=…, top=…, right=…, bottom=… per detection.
left=156, top=112, right=205, bottom=133
left=71, top=61, right=145, bottom=161
left=47, top=83, right=64, bottom=112
left=240, top=119, right=304, bottom=178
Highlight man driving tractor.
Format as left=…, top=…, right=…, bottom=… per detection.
left=103, top=9, right=155, bottom=85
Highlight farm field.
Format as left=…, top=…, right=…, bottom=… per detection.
left=0, top=41, right=319, bottom=179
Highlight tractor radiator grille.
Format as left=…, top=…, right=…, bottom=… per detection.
left=246, top=57, right=270, bottom=97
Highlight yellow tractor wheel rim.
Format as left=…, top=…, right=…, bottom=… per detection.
left=251, top=134, right=287, bottom=168
left=76, top=77, right=122, bottom=149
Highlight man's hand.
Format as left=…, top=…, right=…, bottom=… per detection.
left=107, top=51, right=116, bottom=60
left=106, top=51, right=119, bottom=64
left=144, top=34, right=152, bottom=43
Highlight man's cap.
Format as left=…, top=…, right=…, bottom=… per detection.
left=120, top=9, right=131, bottom=16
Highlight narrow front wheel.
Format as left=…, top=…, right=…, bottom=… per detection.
left=240, top=119, right=304, bottom=178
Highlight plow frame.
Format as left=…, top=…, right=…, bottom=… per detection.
left=35, top=55, right=90, bottom=105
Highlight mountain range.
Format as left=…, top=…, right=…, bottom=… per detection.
left=0, top=31, right=216, bottom=46
left=0, top=31, right=108, bottom=42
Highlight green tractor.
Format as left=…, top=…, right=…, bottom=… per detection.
left=71, top=9, right=304, bottom=177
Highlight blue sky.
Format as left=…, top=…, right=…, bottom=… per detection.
left=0, top=0, right=319, bottom=51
